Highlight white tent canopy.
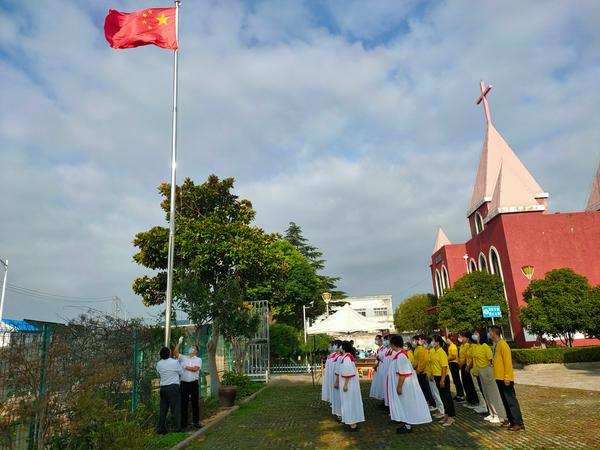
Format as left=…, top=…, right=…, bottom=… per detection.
left=307, top=303, right=392, bottom=335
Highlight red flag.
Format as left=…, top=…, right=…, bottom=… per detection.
left=104, top=8, right=177, bottom=50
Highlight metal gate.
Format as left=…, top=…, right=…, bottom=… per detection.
left=244, top=300, right=269, bottom=382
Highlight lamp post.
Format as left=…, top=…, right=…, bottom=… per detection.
left=321, top=292, right=332, bottom=316
left=521, top=265, right=535, bottom=283
left=0, top=258, right=7, bottom=323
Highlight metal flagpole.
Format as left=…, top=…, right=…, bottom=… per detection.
left=0, top=258, right=7, bottom=322
left=164, top=0, right=180, bottom=347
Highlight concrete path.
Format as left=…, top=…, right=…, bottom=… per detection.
left=514, top=362, right=600, bottom=391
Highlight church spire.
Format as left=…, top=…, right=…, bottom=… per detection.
left=467, top=81, right=548, bottom=217
left=432, top=227, right=451, bottom=254
left=587, top=161, right=600, bottom=211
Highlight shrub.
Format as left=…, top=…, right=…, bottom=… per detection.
left=220, top=371, right=260, bottom=397
left=511, top=346, right=600, bottom=365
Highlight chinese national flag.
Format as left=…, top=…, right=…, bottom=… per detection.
left=104, top=8, right=177, bottom=50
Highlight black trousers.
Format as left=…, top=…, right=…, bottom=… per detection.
left=460, top=366, right=479, bottom=405
left=158, top=384, right=181, bottom=433
left=434, top=375, right=455, bottom=417
left=496, top=380, right=524, bottom=426
left=181, top=380, right=201, bottom=427
left=449, top=362, right=464, bottom=397
left=417, top=373, right=436, bottom=407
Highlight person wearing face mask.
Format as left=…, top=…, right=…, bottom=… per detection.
left=403, top=341, right=414, bottom=365
left=178, top=344, right=203, bottom=430
left=468, top=330, right=492, bottom=415
left=322, top=341, right=338, bottom=403
left=331, top=340, right=344, bottom=420
left=490, top=326, right=525, bottom=431
left=426, top=338, right=445, bottom=418
left=381, top=335, right=395, bottom=408
left=473, top=329, right=507, bottom=425
left=369, top=335, right=385, bottom=401
left=430, top=335, right=456, bottom=426
left=458, top=331, right=480, bottom=408
left=447, top=334, right=464, bottom=402
left=387, top=335, right=432, bottom=434
left=413, top=336, right=436, bottom=410
left=338, top=340, right=365, bottom=432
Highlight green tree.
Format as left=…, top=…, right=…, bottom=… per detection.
left=520, top=268, right=592, bottom=347
left=269, top=323, right=301, bottom=359
left=584, top=285, right=600, bottom=340
left=283, top=222, right=346, bottom=317
left=437, top=271, right=508, bottom=332
left=132, top=176, right=286, bottom=393
left=393, top=293, right=438, bottom=334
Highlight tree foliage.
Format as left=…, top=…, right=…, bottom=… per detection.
left=132, top=176, right=287, bottom=392
left=269, top=323, right=302, bottom=359
left=437, top=271, right=508, bottom=332
left=520, top=268, right=593, bottom=347
left=393, top=293, right=438, bottom=334
left=584, top=285, right=600, bottom=340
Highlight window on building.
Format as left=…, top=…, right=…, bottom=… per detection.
left=475, top=212, right=484, bottom=234
left=490, top=247, right=503, bottom=280
left=435, top=271, right=443, bottom=297
left=374, top=307, right=388, bottom=317
left=469, top=258, right=478, bottom=273
left=441, top=265, right=450, bottom=291
left=479, top=253, right=488, bottom=272
left=355, top=309, right=367, bottom=317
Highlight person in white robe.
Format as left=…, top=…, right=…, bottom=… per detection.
left=322, top=341, right=337, bottom=403
left=338, top=341, right=365, bottom=431
left=387, top=335, right=432, bottom=434
left=369, top=335, right=385, bottom=400
left=381, top=336, right=394, bottom=407
left=331, top=344, right=343, bottom=418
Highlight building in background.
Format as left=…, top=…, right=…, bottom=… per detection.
left=430, top=82, right=600, bottom=347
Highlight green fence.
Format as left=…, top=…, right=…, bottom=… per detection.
left=0, top=321, right=231, bottom=450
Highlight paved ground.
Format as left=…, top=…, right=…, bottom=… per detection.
left=188, top=378, right=600, bottom=449
left=514, top=362, right=600, bottom=392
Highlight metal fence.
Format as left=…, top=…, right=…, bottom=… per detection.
left=270, top=364, right=322, bottom=374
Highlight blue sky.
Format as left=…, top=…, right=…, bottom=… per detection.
left=1, top=0, right=599, bottom=323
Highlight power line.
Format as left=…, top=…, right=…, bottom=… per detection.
left=7, top=282, right=115, bottom=302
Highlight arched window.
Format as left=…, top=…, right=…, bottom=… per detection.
left=441, top=265, right=450, bottom=291
left=478, top=253, right=488, bottom=272
left=469, top=258, right=478, bottom=273
left=475, top=212, right=485, bottom=234
left=489, top=247, right=503, bottom=280
left=435, top=270, right=443, bottom=297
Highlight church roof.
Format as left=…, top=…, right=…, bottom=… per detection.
left=468, top=123, right=547, bottom=217
left=485, top=162, right=546, bottom=223
left=586, top=161, right=600, bottom=211
left=432, top=227, right=451, bottom=254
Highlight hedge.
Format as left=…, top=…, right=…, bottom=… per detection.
left=511, top=346, right=600, bottom=365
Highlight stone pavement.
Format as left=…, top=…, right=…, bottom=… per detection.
left=514, top=362, right=600, bottom=392
left=189, top=378, right=600, bottom=449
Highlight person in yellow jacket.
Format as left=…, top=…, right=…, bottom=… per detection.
left=447, top=335, right=464, bottom=402
left=412, top=336, right=436, bottom=409
left=490, top=326, right=525, bottom=431
left=429, top=335, right=455, bottom=426
left=467, top=332, right=490, bottom=414
left=458, top=331, right=479, bottom=407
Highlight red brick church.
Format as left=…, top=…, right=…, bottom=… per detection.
left=430, top=81, right=600, bottom=347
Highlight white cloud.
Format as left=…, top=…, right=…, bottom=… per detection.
left=0, top=0, right=599, bottom=323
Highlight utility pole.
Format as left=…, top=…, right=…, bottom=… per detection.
left=0, top=258, right=7, bottom=322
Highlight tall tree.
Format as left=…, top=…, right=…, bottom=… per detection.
left=437, top=271, right=508, bottom=332
left=394, top=293, right=438, bottom=335
left=584, top=285, right=600, bottom=340
left=520, top=268, right=592, bottom=347
left=132, top=176, right=286, bottom=393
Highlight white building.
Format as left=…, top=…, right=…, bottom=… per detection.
left=327, top=295, right=396, bottom=354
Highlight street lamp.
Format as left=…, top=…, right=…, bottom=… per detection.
left=321, top=292, right=332, bottom=316
left=521, top=265, right=534, bottom=283
left=0, top=258, right=7, bottom=323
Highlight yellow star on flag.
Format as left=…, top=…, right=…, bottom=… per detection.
left=156, top=13, right=169, bottom=25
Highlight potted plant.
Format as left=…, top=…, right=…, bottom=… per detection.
left=218, top=371, right=240, bottom=407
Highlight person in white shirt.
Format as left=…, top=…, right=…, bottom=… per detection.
left=178, top=344, right=203, bottom=429
left=156, top=340, right=184, bottom=434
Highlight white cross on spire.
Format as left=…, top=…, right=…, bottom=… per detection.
left=476, top=80, right=493, bottom=125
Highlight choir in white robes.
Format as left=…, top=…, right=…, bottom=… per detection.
left=322, top=352, right=337, bottom=403
left=387, top=351, right=432, bottom=425
left=339, top=353, right=365, bottom=426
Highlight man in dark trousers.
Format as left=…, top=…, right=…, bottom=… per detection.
left=156, top=337, right=184, bottom=434
left=490, top=326, right=525, bottom=431
left=178, top=344, right=203, bottom=429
